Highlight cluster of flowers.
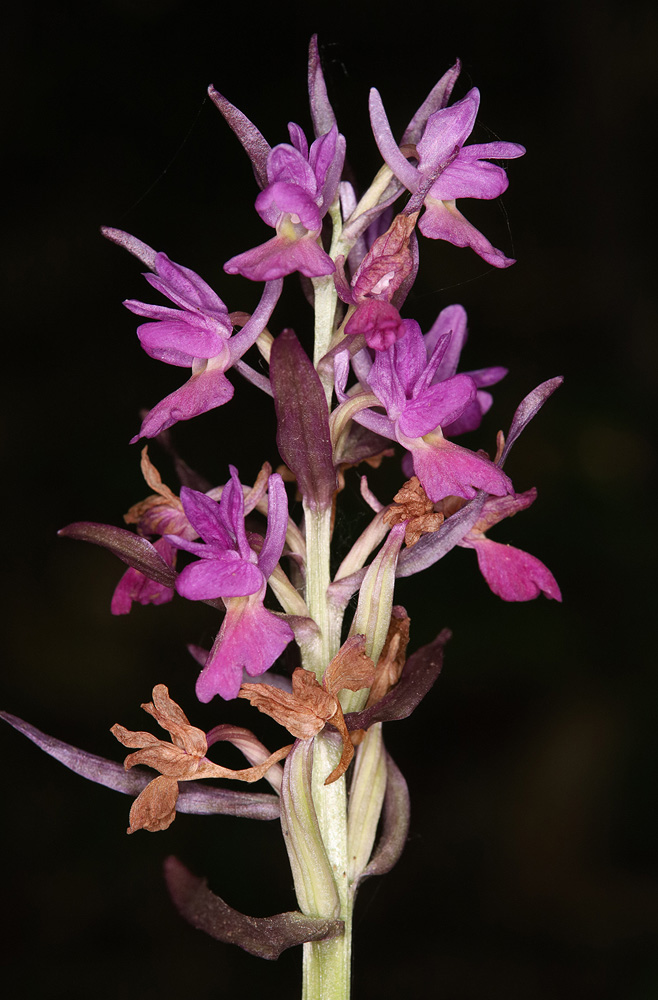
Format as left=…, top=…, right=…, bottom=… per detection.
left=3, top=38, right=560, bottom=983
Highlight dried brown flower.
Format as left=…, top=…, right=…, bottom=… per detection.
left=239, top=637, right=375, bottom=786
left=383, top=476, right=444, bottom=546
left=112, top=685, right=291, bottom=833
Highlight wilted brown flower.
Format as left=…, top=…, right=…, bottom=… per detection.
left=239, top=636, right=375, bottom=785
left=383, top=476, right=444, bottom=547
left=112, top=684, right=291, bottom=833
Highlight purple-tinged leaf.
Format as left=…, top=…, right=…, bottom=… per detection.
left=164, top=856, right=343, bottom=960
left=360, top=753, right=410, bottom=881
left=207, top=86, right=270, bottom=189
left=499, top=376, right=563, bottom=467
left=270, top=329, right=336, bottom=510
left=58, top=522, right=177, bottom=588
left=0, top=712, right=280, bottom=820
left=345, top=628, right=450, bottom=731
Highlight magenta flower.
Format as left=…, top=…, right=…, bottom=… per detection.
left=458, top=490, right=562, bottom=601
left=223, top=124, right=345, bottom=281
left=369, top=85, right=525, bottom=267
left=166, top=469, right=293, bottom=701
left=339, top=307, right=511, bottom=502
left=102, top=228, right=282, bottom=442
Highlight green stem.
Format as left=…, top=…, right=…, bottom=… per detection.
left=303, top=502, right=341, bottom=678
left=302, top=735, right=353, bottom=1000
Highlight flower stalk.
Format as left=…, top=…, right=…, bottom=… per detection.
left=2, top=33, right=563, bottom=1000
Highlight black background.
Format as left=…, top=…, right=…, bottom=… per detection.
left=2, top=1, right=657, bottom=997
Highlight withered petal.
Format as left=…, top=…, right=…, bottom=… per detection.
left=128, top=775, right=179, bottom=833
left=324, top=636, right=375, bottom=696
left=164, top=856, right=344, bottom=960
left=239, top=669, right=336, bottom=739
left=110, top=724, right=161, bottom=750
left=139, top=447, right=179, bottom=503
left=143, top=684, right=207, bottom=756
left=123, top=744, right=200, bottom=778
left=324, top=706, right=354, bottom=785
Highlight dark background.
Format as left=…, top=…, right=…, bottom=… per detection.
left=2, top=1, right=656, bottom=997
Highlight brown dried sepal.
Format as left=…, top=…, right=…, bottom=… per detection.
left=239, top=669, right=338, bottom=741
left=112, top=684, right=292, bottom=834
left=366, top=607, right=411, bottom=708
left=123, top=447, right=184, bottom=526
left=383, top=476, right=444, bottom=547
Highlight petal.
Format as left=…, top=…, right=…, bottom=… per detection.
left=345, top=301, right=407, bottom=352
left=397, top=374, right=476, bottom=438
left=224, top=234, right=334, bottom=281
left=419, top=198, right=516, bottom=268
left=146, top=254, right=230, bottom=320
left=255, top=181, right=321, bottom=230
left=442, top=392, right=492, bottom=436
left=137, top=319, right=229, bottom=365
left=424, top=303, right=468, bottom=377
left=464, top=536, right=562, bottom=601
left=388, top=319, right=428, bottom=394
left=416, top=89, right=480, bottom=175
left=429, top=158, right=511, bottom=201
left=407, top=433, right=513, bottom=502
left=131, top=367, right=235, bottom=442
left=257, top=473, right=289, bottom=580
left=369, top=88, right=420, bottom=192
left=218, top=468, right=252, bottom=560
left=111, top=550, right=176, bottom=615
left=195, top=595, right=294, bottom=702
left=176, top=552, right=263, bottom=600
left=367, top=344, right=407, bottom=419
left=127, top=775, right=179, bottom=833
left=266, top=144, right=317, bottom=194
left=178, top=487, right=231, bottom=547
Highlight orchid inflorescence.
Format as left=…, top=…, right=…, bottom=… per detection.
left=3, top=37, right=561, bottom=999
